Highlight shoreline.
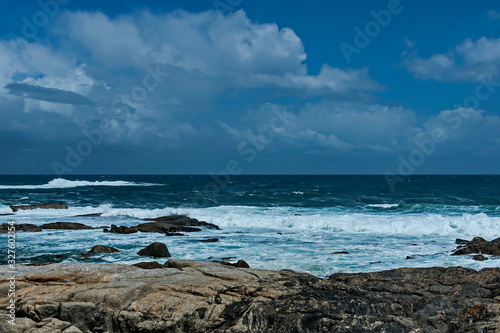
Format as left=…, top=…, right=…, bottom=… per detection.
left=1, top=260, right=499, bottom=332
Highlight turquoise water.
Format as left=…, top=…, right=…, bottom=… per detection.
left=0, top=175, right=499, bottom=276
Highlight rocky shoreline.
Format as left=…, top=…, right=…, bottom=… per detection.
left=0, top=260, right=499, bottom=333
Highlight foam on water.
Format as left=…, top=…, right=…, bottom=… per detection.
left=367, top=204, right=399, bottom=208
left=7, top=204, right=500, bottom=238
left=0, top=178, right=161, bottom=189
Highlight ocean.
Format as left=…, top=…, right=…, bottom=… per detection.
left=0, top=175, right=499, bottom=277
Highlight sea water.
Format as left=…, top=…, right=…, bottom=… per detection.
left=0, top=175, right=498, bottom=277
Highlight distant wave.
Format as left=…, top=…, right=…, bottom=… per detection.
left=0, top=178, right=161, bottom=189
left=367, top=204, right=399, bottom=208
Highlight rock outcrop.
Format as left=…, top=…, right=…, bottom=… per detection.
left=41, top=222, right=94, bottom=230
left=106, top=215, right=219, bottom=235
left=0, top=224, right=42, bottom=233
left=10, top=203, right=68, bottom=212
left=1, top=261, right=499, bottom=333
left=452, top=236, right=500, bottom=256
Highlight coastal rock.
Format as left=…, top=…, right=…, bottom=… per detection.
left=10, top=203, right=68, bottom=212
left=137, top=242, right=171, bottom=257
left=472, top=254, right=488, bottom=261
left=199, top=238, right=219, bottom=242
left=0, top=223, right=42, bottom=232
left=132, top=262, right=164, bottom=269
left=1, top=262, right=499, bottom=333
left=107, top=224, right=137, bottom=234
left=74, top=213, right=103, bottom=217
left=452, top=237, right=500, bottom=256
left=89, top=245, right=120, bottom=254
left=142, top=214, right=220, bottom=229
left=41, top=222, right=93, bottom=230
left=134, top=221, right=201, bottom=233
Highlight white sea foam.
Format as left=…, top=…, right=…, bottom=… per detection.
left=6, top=204, right=499, bottom=238
left=0, top=178, right=161, bottom=189
left=367, top=204, right=399, bottom=208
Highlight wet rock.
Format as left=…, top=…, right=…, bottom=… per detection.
left=137, top=242, right=171, bottom=258
left=455, top=238, right=469, bottom=245
left=55, top=254, right=64, bottom=259
left=41, top=222, right=93, bottom=230
left=132, top=262, right=164, bottom=269
left=472, top=254, right=488, bottom=261
left=108, top=224, right=137, bottom=234
left=0, top=213, right=15, bottom=216
left=10, top=203, right=68, bottom=212
left=2, top=262, right=499, bottom=333
left=79, top=253, right=93, bottom=258
left=235, top=260, right=250, bottom=268
left=75, top=213, right=103, bottom=217
left=452, top=237, right=500, bottom=256
left=199, top=238, right=219, bottom=242
left=89, top=245, right=120, bottom=254
left=142, top=215, right=220, bottom=229
left=0, top=223, right=42, bottom=232
left=331, top=251, right=349, bottom=254
left=135, top=222, right=201, bottom=233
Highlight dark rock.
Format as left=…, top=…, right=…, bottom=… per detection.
left=137, top=242, right=171, bottom=258
left=55, top=254, right=63, bottom=259
left=0, top=213, right=15, bottom=216
left=472, top=254, right=488, bottom=261
left=132, top=262, right=164, bottom=269
left=41, top=222, right=93, bottom=230
left=199, top=238, right=219, bottom=242
left=455, top=238, right=469, bottom=245
left=10, top=203, right=68, bottom=212
left=406, top=255, right=415, bottom=260
left=143, top=215, right=220, bottom=229
left=135, top=222, right=201, bottom=233
left=1, top=223, right=42, bottom=232
left=75, top=213, right=103, bottom=217
left=99, top=226, right=110, bottom=229
left=103, top=228, right=109, bottom=232
left=89, top=245, right=120, bottom=254
left=79, top=253, right=93, bottom=258
left=451, top=237, right=500, bottom=256
left=235, top=260, right=250, bottom=268
left=108, top=224, right=137, bottom=234
left=331, top=251, right=349, bottom=254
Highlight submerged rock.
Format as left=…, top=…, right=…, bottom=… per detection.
left=41, top=222, right=93, bottom=230
left=89, top=245, right=120, bottom=254
left=75, top=213, right=103, bottom=217
left=1, top=261, right=499, bottom=333
left=472, top=254, right=488, bottom=261
left=10, top=203, right=68, bottom=212
left=199, top=238, right=219, bottom=242
left=137, top=242, right=171, bottom=257
left=452, top=237, right=500, bottom=256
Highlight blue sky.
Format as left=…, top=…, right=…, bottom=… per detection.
left=0, top=0, right=499, bottom=174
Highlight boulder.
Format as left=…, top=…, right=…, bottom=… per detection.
left=451, top=237, right=500, bottom=256
left=472, top=254, right=488, bottom=261
left=137, top=242, right=171, bottom=257
left=143, top=215, right=220, bottom=229
left=134, top=222, right=201, bottom=233
left=41, top=222, right=93, bottom=230
left=89, top=245, right=120, bottom=254
left=10, top=203, right=68, bottom=212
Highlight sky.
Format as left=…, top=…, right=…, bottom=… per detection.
left=0, top=0, right=499, bottom=174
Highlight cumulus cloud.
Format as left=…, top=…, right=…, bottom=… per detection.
left=403, top=37, right=500, bottom=82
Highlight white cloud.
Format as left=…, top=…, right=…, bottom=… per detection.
left=403, top=37, right=500, bottom=81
